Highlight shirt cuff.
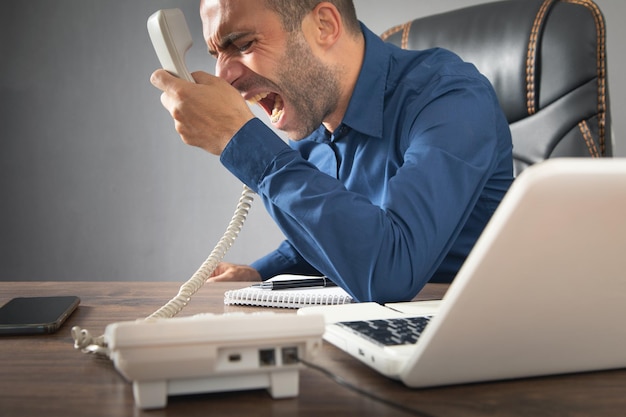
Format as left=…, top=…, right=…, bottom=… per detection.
left=219, top=118, right=291, bottom=192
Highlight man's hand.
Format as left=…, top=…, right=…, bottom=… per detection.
left=207, top=262, right=262, bottom=283
left=150, top=69, right=255, bottom=155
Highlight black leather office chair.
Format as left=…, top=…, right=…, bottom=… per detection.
left=382, top=0, right=611, bottom=175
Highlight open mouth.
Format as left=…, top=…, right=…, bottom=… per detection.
left=248, top=92, right=284, bottom=124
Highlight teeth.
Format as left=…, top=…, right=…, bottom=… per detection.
left=271, top=108, right=284, bottom=124
left=247, top=92, right=284, bottom=123
left=270, top=95, right=284, bottom=123
left=247, top=92, right=269, bottom=105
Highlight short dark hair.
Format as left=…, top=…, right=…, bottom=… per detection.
left=264, top=0, right=360, bottom=35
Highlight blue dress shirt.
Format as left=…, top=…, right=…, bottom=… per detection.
left=220, top=24, right=513, bottom=303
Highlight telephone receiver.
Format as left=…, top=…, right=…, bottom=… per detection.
left=147, top=9, right=195, bottom=82
left=72, top=9, right=255, bottom=355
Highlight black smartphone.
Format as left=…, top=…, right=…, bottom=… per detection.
left=0, top=296, right=80, bottom=335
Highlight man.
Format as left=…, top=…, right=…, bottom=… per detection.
left=150, top=0, right=514, bottom=303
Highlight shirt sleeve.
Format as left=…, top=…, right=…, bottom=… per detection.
left=221, top=76, right=504, bottom=303
left=249, top=240, right=322, bottom=280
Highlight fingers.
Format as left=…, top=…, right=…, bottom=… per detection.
left=190, top=70, right=218, bottom=85
left=207, top=263, right=262, bottom=283
left=151, top=70, right=195, bottom=142
left=150, top=68, right=180, bottom=92
left=151, top=68, right=217, bottom=90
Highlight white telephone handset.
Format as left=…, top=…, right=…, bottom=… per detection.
left=147, top=9, right=195, bottom=82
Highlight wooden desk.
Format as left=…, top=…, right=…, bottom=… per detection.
left=1, top=281, right=625, bottom=417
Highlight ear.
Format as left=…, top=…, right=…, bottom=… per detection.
left=303, top=2, right=343, bottom=50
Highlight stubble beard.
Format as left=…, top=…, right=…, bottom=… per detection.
left=277, top=32, right=342, bottom=141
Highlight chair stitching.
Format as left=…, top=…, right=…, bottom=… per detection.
left=561, top=0, right=607, bottom=155
left=401, top=22, right=412, bottom=49
left=380, top=24, right=404, bottom=41
left=526, top=0, right=554, bottom=116
left=578, top=120, right=601, bottom=157
left=380, top=22, right=413, bottom=50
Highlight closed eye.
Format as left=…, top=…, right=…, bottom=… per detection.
left=208, top=32, right=256, bottom=58
left=236, top=41, right=253, bottom=53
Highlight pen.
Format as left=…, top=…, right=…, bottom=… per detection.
left=252, top=277, right=337, bottom=290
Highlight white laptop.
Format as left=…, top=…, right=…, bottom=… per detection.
left=299, top=158, right=626, bottom=388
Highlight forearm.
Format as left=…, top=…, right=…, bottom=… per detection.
left=250, top=240, right=321, bottom=280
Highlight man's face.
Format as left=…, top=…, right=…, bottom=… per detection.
left=201, top=0, right=341, bottom=140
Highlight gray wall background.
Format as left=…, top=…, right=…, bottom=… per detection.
left=1, top=0, right=624, bottom=282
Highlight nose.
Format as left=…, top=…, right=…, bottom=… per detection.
left=214, top=54, right=245, bottom=86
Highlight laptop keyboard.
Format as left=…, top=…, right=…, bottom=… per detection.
left=337, top=316, right=432, bottom=347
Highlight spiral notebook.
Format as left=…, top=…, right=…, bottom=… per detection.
left=224, top=275, right=354, bottom=309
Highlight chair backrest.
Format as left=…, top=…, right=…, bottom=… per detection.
left=381, top=0, right=611, bottom=175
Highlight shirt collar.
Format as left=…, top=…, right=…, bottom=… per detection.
left=340, top=23, right=389, bottom=139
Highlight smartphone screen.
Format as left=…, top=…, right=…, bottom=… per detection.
left=0, top=296, right=80, bottom=335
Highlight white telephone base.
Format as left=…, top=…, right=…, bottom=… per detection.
left=104, top=312, right=325, bottom=409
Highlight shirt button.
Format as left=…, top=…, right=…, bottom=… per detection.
left=334, top=126, right=348, bottom=139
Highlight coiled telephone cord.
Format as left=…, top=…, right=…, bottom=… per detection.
left=72, top=185, right=255, bottom=356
